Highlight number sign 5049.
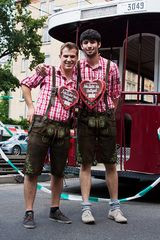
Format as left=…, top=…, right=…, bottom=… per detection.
left=127, top=1, right=146, bottom=12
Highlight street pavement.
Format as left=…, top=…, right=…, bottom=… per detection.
left=0, top=178, right=160, bottom=240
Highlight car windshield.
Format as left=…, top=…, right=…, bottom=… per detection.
left=7, top=134, right=27, bottom=142
left=7, top=136, right=18, bottom=142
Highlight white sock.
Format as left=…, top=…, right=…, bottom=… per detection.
left=109, top=199, right=120, bottom=211
left=81, top=201, right=92, bottom=212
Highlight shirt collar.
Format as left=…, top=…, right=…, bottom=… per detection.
left=84, top=56, right=103, bottom=70
left=57, top=65, right=77, bottom=84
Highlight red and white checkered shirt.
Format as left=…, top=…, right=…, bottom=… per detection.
left=21, top=65, right=77, bottom=122
left=80, top=56, right=121, bottom=111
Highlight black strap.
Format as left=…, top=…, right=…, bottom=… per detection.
left=73, top=60, right=81, bottom=112
left=43, top=66, right=57, bottom=120
left=104, top=60, right=111, bottom=110
left=105, top=60, right=111, bottom=94
left=77, top=60, right=88, bottom=112
left=77, top=60, right=82, bottom=89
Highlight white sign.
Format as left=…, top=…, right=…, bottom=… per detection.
left=81, top=6, right=117, bottom=19
left=118, top=0, right=147, bottom=14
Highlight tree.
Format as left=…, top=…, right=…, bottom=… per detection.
left=0, top=64, right=20, bottom=93
left=0, top=0, right=46, bottom=93
left=0, top=98, right=9, bottom=122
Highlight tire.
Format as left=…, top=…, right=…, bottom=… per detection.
left=12, top=145, right=21, bottom=155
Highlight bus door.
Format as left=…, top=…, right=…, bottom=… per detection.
left=119, top=34, right=160, bottom=174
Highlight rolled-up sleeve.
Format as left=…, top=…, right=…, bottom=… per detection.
left=21, top=73, right=44, bottom=89
left=109, top=63, right=121, bottom=99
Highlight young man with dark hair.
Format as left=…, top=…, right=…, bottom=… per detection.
left=78, top=29, right=127, bottom=224
left=21, top=42, right=79, bottom=229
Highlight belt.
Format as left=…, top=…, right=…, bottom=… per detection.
left=80, top=109, right=114, bottom=117
left=33, top=115, right=69, bottom=126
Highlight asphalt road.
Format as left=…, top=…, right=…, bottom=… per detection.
left=0, top=178, right=160, bottom=240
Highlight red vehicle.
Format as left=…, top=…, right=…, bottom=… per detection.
left=48, top=0, right=160, bottom=180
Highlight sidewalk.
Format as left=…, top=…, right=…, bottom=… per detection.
left=0, top=173, right=51, bottom=184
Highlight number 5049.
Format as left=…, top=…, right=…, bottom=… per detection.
left=127, top=1, right=145, bottom=12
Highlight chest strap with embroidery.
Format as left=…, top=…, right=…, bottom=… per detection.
left=43, top=66, right=57, bottom=121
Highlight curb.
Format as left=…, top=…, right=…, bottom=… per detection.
left=0, top=173, right=51, bottom=184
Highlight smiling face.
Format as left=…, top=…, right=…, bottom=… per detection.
left=60, top=47, right=78, bottom=72
left=81, top=39, right=101, bottom=58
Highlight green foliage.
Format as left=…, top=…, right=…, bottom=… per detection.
left=0, top=115, right=29, bottom=130
left=0, top=99, right=9, bottom=122
left=18, top=118, right=29, bottom=130
left=0, top=67, right=19, bottom=93
left=0, top=0, right=47, bottom=94
left=0, top=0, right=46, bottom=69
left=6, top=118, right=29, bottom=130
left=0, top=90, right=29, bottom=129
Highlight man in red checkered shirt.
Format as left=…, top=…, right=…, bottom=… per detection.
left=21, top=42, right=79, bottom=229
left=78, top=29, right=127, bottom=224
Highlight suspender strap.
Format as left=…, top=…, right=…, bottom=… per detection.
left=105, top=60, right=111, bottom=94
left=77, top=60, right=90, bottom=111
left=43, top=66, right=57, bottom=120
left=74, top=60, right=81, bottom=112
left=77, top=60, right=82, bottom=89
left=104, top=60, right=111, bottom=110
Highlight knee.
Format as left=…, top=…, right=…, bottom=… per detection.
left=51, top=169, right=64, bottom=178
left=105, top=164, right=116, bottom=173
left=80, top=163, right=92, bottom=172
left=24, top=175, right=38, bottom=183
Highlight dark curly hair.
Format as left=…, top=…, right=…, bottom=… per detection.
left=80, top=29, right=101, bottom=44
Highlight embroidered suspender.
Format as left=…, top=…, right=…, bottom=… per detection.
left=77, top=60, right=81, bottom=89
left=105, top=60, right=111, bottom=93
left=104, top=60, right=111, bottom=110
left=43, top=66, right=57, bottom=121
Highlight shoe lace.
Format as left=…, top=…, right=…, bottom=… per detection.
left=117, top=209, right=123, bottom=215
left=25, top=212, right=33, bottom=221
left=83, top=210, right=92, bottom=217
left=56, top=210, right=65, bottom=217
left=114, top=209, right=124, bottom=218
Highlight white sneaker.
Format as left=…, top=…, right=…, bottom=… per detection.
left=108, top=209, right=127, bottom=223
left=81, top=209, right=95, bottom=224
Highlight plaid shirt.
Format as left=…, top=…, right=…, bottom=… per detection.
left=21, top=65, right=77, bottom=122
left=80, top=56, right=121, bottom=111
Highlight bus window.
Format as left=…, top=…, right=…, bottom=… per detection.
left=124, top=34, right=156, bottom=104
left=99, top=48, right=120, bottom=65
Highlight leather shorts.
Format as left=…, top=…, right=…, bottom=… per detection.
left=24, top=115, right=70, bottom=177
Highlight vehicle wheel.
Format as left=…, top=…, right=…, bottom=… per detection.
left=12, top=146, right=21, bottom=155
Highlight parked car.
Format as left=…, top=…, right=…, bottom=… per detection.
left=0, top=133, right=28, bottom=155
left=0, top=124, right=28, bottom=140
